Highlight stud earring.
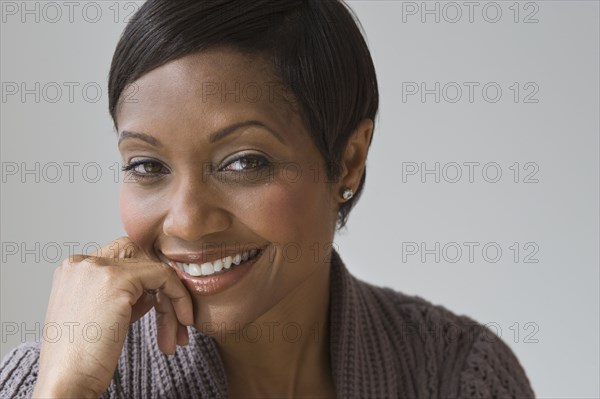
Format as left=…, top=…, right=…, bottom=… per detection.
left=341, top=187, right=354, bottom=201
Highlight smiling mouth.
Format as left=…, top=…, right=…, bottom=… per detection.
left=159, top=246, right=266, bottom=277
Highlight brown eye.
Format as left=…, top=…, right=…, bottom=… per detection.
left=140, top=162, right=163, bottom=174
left=121, top=159, right=169, bottom=181
left=222, top=155, right=269, bottom=172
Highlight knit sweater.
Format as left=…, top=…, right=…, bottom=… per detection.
left=1, top=249, right=536, bottom=398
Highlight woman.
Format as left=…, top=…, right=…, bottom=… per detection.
left=0, top=0, right=535, bottom=398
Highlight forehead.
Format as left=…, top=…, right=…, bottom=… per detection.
left=116, top=48, right=300, bottom=138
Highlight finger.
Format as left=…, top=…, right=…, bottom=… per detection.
left=154, top=292, right=178, bottom=355
left=176, top=322, right=189, bottom=346
left=120, top=262, right=194, bottom=326
left=130, top=292, right=156, bottom=324
left=89, top=236, right=143, bottom=260
left=69, top=255, right=194, bottom=326
left=69, top=253, right=194, bottom=327
left=66, top=254, right=89, bottom=263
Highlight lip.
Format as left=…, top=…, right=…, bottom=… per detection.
left=162, top=245, right=266, bottom=265
left=158, top=244, right=270, bottom=296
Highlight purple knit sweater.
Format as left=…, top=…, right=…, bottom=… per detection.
left=1, top=249, right=535, bottom=398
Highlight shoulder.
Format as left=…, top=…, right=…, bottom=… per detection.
left=356, top=279, right=536, bottom=398
left=0, top=341, right=41, bottom=398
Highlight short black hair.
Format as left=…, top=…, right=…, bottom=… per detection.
left=108, top=0, right=379, bottom=230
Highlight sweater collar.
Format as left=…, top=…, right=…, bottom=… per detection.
left=328, top=248, right=399, bottom=398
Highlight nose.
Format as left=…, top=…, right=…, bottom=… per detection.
left=162, top=178, right=232, bottom=242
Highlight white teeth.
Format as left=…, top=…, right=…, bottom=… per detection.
left=213, top=259, right=223, bottom=272
left=170, top=248, right=261, bottom=276
left=188, top=263, right=202, bottom=276
left=201, top=262, right=214, bottom=276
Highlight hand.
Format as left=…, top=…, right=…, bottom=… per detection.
left=32, top=236, right=194, bottom=398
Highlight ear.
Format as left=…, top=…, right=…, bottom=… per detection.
left=337, top=118, right=373, bottom=201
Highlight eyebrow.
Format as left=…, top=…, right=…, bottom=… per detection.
left=118, top=131, right=161, bottom=147
left=118, top=120, right=286, bottom=147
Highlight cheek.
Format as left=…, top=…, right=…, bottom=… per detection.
left=235, top=177, right=331, bottom=244
left=119, top=187, right=159, bottom=250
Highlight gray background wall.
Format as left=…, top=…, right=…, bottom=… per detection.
left=1, top=1, right=598, bottom=397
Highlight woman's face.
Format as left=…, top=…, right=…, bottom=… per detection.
left=116, top=48, right=339, bottom=329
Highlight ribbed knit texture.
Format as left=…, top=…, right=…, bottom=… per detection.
left=1, top=249, right=536, bottom=398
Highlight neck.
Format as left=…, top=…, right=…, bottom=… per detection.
left=215, top=260, right=335, bottom=398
